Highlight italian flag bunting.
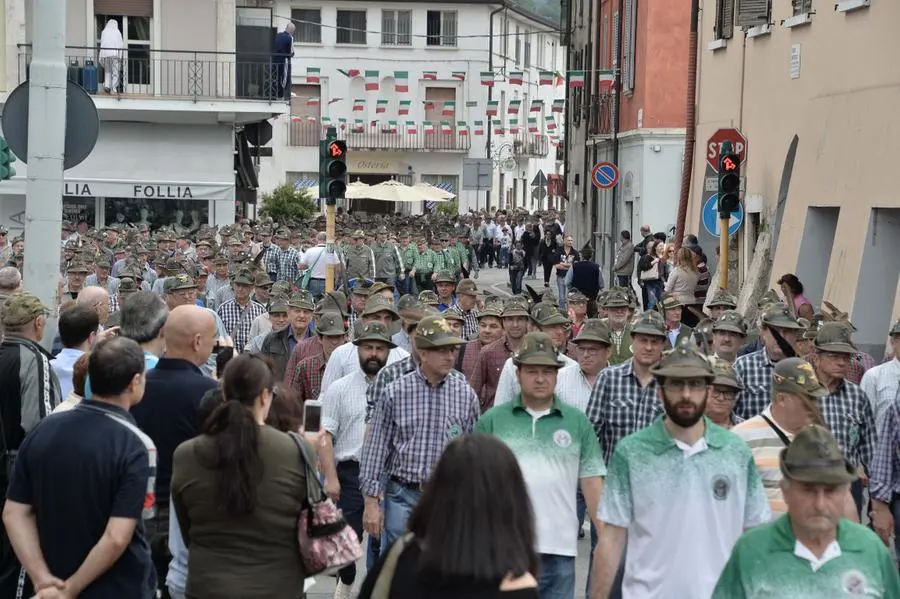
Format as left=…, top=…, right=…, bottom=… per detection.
left=442, top=101, right=456, bottom=116
left=480, top=71, right=495, bottom=87
left=423, top=100, right=435, bottom=111
left=406, top=121, right=417, bottom=134
left=527, top=117, right=539, bottom=133
left=545, top=115, right=557, bottom=131
left=597, top=69, right=616, bottom=92
left=486, top=101, right=499, bottom=117
left=346, top=68, right=361, bottom=78
left=394, top=71, right=409, bottom=93
left=530, top=99, right=543, bottom=113
left=365, top=70, right=380, bottom=91
left=306, top=67, right=320, bottom=84
left=508, top=71, right=524, bottom=85
left=338, top=117, right=348, bottom=129
left=554, top=72, right=566, bottom=86
left=457, top=121, right=468, bottom=135
left=440, top=121, right=452, bottom=135
left=424, top=121, right=435, bottom=134
left=351, top=119, right=365, bottom=132
left=473, top=120, right=484, bottom=135
left=398, top=100, right=411, bottom=115
left=451, top=71, right=466, bottom=81
left=539, top=71, right=554, bottom=86
left=507, top=99, right=521, bottom=115
left=492, top=119, right=503, bottom=135
left=387, top=120, right=398, bottom=133
left=376, top=99, right=389, bottom=113
left=423, top=71, right=438, bottom=80
left=509, top=118, right=519, bottom=134
left=352, top=98, right=365, bottom=112
left=306, top=97, right=320, bottom=106
left=551, top=99, right=565, bottom=113
left=569, top=70, right=585, bottom=88
left=306, top=115, right=317, bottom=122
left=321, top=116, right=332, bottom=127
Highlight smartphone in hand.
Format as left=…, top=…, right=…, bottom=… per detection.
left=303, top=400, right=322, bottom=433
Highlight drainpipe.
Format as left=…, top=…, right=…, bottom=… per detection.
left=608, top=0, right=624, bottom=276
left=673, top=0, right=699, bottom=249
left=487, top=3, right=506, bottom=212
left=585, top=0, right=595, bottom=253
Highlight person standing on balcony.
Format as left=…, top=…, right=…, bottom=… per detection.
left=273, top=22, right=295, bottom=101
left=99, top=19, right=124, bottom=94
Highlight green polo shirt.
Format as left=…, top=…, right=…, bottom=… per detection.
left=713, top=514, right=900, bottom=598
left=476, top=394, right=605, bottom=557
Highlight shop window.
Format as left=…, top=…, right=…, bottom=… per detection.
left=104, top=198, right=208, bottom=229
left=63, top=197, right=97, bottom=229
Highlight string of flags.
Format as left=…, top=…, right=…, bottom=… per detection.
left=294, top=96, right=567, bottom=119
left=313, top=67, right=618, bottom=90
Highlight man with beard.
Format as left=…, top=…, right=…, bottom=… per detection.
left=320, top=321, right=394, bottom=599
left=591, top=340, right=770, bottom=599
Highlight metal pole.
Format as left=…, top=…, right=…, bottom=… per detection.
left=325, top=204, right=336, bottom=292
left=25, top=0, right=67, bottom=351
left=719, top=221, right=729, bottom=289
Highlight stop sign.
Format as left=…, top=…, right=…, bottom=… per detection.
left=707, top=128, right=748, bottom=171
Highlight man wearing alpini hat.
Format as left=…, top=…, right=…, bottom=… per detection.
left=714, top=425, right=900, bottom=598
left=592, top=340, right=770, bottom=599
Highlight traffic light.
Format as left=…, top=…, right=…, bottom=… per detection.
left=319, top=129, right=347, bottom=205
left=0, top=137, right=16, bottom=181
left=717, top=141, right=740, bottom=216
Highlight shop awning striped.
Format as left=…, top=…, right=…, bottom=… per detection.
left=293, top=178, right=319, bottom=192
left=425, top=182, right=454, bottom=211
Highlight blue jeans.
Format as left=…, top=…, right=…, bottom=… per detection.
left=336, top=462, right=364, bottom=585
left=539, top=554, right=576, bottom=599
left=383, top=480, right=423, bottom=546
left=557, top=276, right=568, bottom=312
left=645, top=280, right=664, bottom=310
left=306, top=278, right=325, bottom=300
left=499, top=247, right=509, bottom=267
left=510, top=269, right=524, bottom=295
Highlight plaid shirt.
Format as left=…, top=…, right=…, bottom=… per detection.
left=347, top=310, right=361, bottom=342
left=585, top=359, right=662, bottom=463
left=274, top=246, right=301, bottom=284
left=733, top=348, right=776, bottom=421
left=365, top=356, right=467, bottom=423
left=817, top=377, right=876, bottom=469
left=470, top=336, right=515, bottom=413
left=461, top=308, right=479, bottom=341
left=457, top=338, right=484, bottom=381
left=294, top=354, right=327, bottom=401
left=216, top=299, right=266, bottom=353
left=870, top=389, right=900, bottom=503
left=360, top=368, right=480, bottom=496
left=284, top=336, right=324, bottom=388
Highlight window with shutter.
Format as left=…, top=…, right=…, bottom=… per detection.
left=382, top=10, right=411, bottom=46
left=622, top=0, right=636, bottom=93
left=716, top=0, right=735, bottom=39
left=292, top=9, right=321, bottom=44
left=736, top=0, right=771, bottom=27
left=95, top=0, right=152, bottom=18
left=336, top=10, right=367, bottom=45
left=791, top=0, right=813, bottom=15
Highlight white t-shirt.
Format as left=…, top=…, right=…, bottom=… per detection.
left=320, top=341, right=409, bottom=399
left=301, top=244, right=341, bottom=279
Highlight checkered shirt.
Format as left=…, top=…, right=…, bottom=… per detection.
left=360, top=367, right=481, bottom=496
left=293, top=354, right=327, bottom=402
left=284, top=336, right=324, bottom=388
left=365, top=356, right=467, bottom=423
left=818, top=378, right=876, bottom=469
left=275, top=246, right=301, bottom=284
left=457, top=338, right=484, bottom=381
left=348, top=310, right=361, bottom=342
left=870, top=388, right=900, bottom=503
left=322, top=369, right=372, bottom=462
left=848, top=351, right=876, bottom=385
left=733, top=348, right=776, bottom=421
left=469, top=336, right=515, bottom=413
left=461, top=308, right=480, bottom=341
left=216, top=299, right=266, bottom=353
left=585, top=359, right=662, bottom=463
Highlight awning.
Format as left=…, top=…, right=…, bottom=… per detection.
left=0, top=177, right=234, bottom=200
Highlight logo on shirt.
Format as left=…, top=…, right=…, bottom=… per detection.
left=711, top=475, right=730, bottom=501
left=842, top=570, right=868, bottom=595
left=447, top=424, right=462, bottom=440
left=553, top=429, right=572, bottom=448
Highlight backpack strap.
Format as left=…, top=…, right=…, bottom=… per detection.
left=371, top=533, right=415, bottom=599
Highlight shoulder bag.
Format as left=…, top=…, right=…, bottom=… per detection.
left=760, top=414, right=791, bottom=446
left=288, top=432, right=362, bottom=575
left=370, top=533, right=416, bottom=599
left=639, top=259, right=659, bottom=282
left=298, top=248, right=324, bottom=291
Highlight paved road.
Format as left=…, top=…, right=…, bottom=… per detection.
left=470, top=263, right=549, bottom=300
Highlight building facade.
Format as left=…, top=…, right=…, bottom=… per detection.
left=689, top=0, right=899, bottom=357
left=564, top=0, right=689, bottom=262
left=259, top=0, right=564, bottom=214
left=0, top=0, right=288, bottom=234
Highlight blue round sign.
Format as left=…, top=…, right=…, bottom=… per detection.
left=702, top=194, right=744, bottom=238
left=591, top=161, right=619, bottom=190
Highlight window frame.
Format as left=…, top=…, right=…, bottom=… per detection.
left=291, top=8, right=322, bottom=44
left=715, top=0, right=735, bottom=40
left=425, top=10, right=458, bottom=47
left=336, top=9, right=367, bottom=45
left=791, top=0, right=813, bottom=15
left=621, top=0, right=637, bottom=94
left=381, top=9, right=412, bottom=46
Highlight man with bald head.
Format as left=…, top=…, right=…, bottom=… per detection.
left=76, top=285, right=112, bottom=329
left=132, top=305, right=219, bottom=594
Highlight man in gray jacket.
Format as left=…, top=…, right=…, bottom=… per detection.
left=613, top=230, right=635, bottom=288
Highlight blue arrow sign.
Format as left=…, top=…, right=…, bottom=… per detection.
left=702, top=194, right=744, bottom=238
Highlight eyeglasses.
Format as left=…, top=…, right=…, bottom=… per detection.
left=662, top=379, right=708, bottom=392
left=578, top=346, right=608, bottom=356
left=711, top=387, right=737, bottom=401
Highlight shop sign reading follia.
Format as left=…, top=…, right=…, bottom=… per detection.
left=61, top=180, right=234, bottom=200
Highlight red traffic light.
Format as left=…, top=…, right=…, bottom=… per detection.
left=721, top=154, right=739, bottom=173
left=327, top=140, right=346, bottom=158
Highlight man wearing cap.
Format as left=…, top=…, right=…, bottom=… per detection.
left=257, top=291, right=315, bottom=380
left=250, top=272, right=273, bottom=306
left=361, top=315, right=479, bottom=546
left=733, top=303, right=805, bottom=421
left=601, top=288, right=636, bottom=365
left=205, top=256, right=231, bottom=307
left=292, top=312, right=347, bottom=401
left=269, top=228, right=301, bottom=285
left=410, top=237, right=436, bottom=293
left=105, top=277, right=138, bottom=328
left=706, top=288, right=738, bottom=320
left=811, top=322, right=876, bottom=518
left=478, top=332, right=605, bottom=599
left=494, top=304, right=579, bottom=408
left=711, top=310, right=748, bottom=363
left=455, top=300, right=503, bottom=381
left=320, top=322, right=394, bottom=599
left=283, top=291, right=348, bottom=388
left=565, top=290, right=590, bottom=338
left=344, top=230, right=375, bottom=282
left=868, top=327, right=900, bottom=550
left=85, top=256, right=120, bottom=301
left=470, top=300, right=527, bottom=412
left=372, top=229, right=404, bottom=294
left=713, top=425, right=900, bottom=598
left=433, top=270, right=457, bottom=312
left=455, top=279, right=480, bottom=340
left=62, top=260, right=90, bottom=302
left=592, top=341, right=770, bottom=599
left=243, top=294, right=290, bottom=355
left=321, top=295, right=410, bottom=396
left=660, top=294, right=693, bottom=349
left=392, top=295, right=423, bottom=353
left=215, top=268, right=266, bottom=353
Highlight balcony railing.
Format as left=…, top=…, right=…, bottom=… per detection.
left=512, top=133, right=549, bottom=157
left=17, top=44, right=289, bottom=104
left=556, top=144, right=564, bottom=162
left=288, top=120, right=471, bottom=152
left=588, top=93, right=615, bottom=137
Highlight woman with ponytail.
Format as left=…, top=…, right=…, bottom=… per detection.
left=171, top=355, right=310, bottom=598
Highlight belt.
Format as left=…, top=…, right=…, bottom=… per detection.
left=310, top=277, right=325, bottom=281
left=390, top=475, right=425, bottom=492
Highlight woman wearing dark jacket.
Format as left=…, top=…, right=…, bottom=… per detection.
left=538, top=230, right=560, bottom=288
left=521, top=224, right=539, bottom=278
left=358, top=434, right=538, bottom=599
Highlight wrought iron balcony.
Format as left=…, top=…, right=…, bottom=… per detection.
left=288, top=120, right=471, bottom=152
left=17, top=44, right=289, bottom=104
left=512, top=133, right=549, bottom=157
left=588, top=93, right=615, bottom=138
left=556, top=144, right=565, bottom=162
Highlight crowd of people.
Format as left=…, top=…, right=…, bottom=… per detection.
left=0, top=210, right=898, bottom=599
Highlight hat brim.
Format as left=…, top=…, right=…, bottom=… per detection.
left=712, top=324, right=747, bottom=336
left=317, top=327, right=348, bottom=336
left=537, top=315, right=571, bottom=327
left=513, top=356, right=564, bottom=368
left=502, top=310, right=531, bottom=318
left=651, top=365, right=715, bottom=379
left=415, top=337, right=466, bottom=349
left=631, top=327, right=667, bottom=338
left=353, top=336, right=397, bottom=349
left=603, top=301, right=631, bottom=309
left=779, top=453, right=858, bottom=485
left=712, top=375, right=743, bottom=390
left=766, top=321, right=805, bottom=331
left=815, top=342, right=857, bottom=355
left=572, top=336, right=611, bottom=346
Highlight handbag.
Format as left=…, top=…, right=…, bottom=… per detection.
left=639, top=259, right=659, bottom=282
left=288, top=432, right=362, bottom=575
